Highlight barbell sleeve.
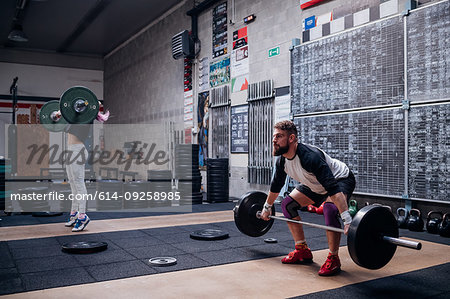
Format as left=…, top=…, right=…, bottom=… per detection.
left=260, top=212, right=422, bottom=250
left=382, top=236, right=422, bottom=250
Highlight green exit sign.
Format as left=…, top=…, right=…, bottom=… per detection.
left=268, top=46, right=280, bottom=58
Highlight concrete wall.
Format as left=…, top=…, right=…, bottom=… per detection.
left=103, top=1, right=190, bottom=125
left=0, top=62, right=103, bottom=98
left=0, top=62, right=103, bottom=157
left=102, top=0, right=431, bottom=197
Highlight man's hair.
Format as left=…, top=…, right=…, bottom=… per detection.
left=274, top=120, right=298, bottom=139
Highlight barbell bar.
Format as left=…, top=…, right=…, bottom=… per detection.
left=258, top=213, right=421, bottom=250
left=234, top=191, right=422, bottom=270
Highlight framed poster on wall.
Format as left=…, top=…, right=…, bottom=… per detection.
left=230, top=104, right=248, bottom=153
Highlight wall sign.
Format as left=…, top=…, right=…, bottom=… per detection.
left=231, top=105, right=248, bottom=153
left=212, top=2, right=228, bottom=58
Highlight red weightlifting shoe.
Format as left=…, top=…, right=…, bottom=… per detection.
left=316, top=202, right=324, bottom=215
left=281, top=243, right=313, bottom=264
left=307, top=205, right=317, bottom=213
left=318, top=253, right=341, bottom=276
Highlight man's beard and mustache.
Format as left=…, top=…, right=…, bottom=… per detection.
left=273, top=143, right=289, bottom=156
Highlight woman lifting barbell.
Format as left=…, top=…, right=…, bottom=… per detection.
left=260, top=120, right=356, bottom=276
left=65, top=101, right=110, bottom=232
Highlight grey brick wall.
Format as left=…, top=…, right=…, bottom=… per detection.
left=102, top=0, right=413, bottom=197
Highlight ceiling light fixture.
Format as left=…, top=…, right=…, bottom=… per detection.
left=8, top=23, right=28, bottom=42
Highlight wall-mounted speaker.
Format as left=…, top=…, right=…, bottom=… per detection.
left=171, top=30, right=194, bottom=60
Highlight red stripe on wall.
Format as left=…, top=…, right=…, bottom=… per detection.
left=300, top=0, right=325, bottom=9
left=0, top=102, right=44, bottom=109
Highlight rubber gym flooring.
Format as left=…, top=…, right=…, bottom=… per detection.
left=1, top=201, right=449, bottom=298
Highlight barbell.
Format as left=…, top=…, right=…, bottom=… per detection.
left=39, top=86, right=100, bottom=132
left=233, top=191, right=422, bottom=270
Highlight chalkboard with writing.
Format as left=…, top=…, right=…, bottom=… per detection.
left=408, top=103, right=450, bottom=201
left=291, top=16, right=404, bottom=114
left=294, top=108, right=406, bottom=197
left=407, top=0, right=450, bottom=101
left=289, top=1, right=450, bottom=202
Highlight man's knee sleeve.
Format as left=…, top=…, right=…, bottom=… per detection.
left=281, top=195, right=300, bottom=219
left=323, top=202, right=341, bottom=228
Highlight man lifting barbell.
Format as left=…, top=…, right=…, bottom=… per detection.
left=259, top=120, right=356, bottom=276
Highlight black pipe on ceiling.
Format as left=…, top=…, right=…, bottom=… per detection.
left=58, top=0, right=112, bottom=53
left=186, top=0, right=220, bottom=41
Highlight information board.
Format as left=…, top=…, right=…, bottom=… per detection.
left=291, top=16, right=404, bottom=114
left=231, top=105, right=248, bottom=153
left=408, top=103, right=450, bottom=201
left=407, top=0, right=450, bottom=101
left=294, top=108, right=405, bottom=197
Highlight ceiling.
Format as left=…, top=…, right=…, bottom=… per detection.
left=0, top=0, right=185, bottom=58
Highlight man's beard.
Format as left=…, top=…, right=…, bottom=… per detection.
left=273, top=144, right=289, bottom=156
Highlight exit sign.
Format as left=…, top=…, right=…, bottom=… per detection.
left=268, top=46, right=280, bottom=58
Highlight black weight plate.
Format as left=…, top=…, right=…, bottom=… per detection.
left=62, top=241, right=108, bottom=254
left=234, top=191, right=275, bottom=237
left=39, top=100, right=68, bottom=132
left=207, top=158, right=228, bottom=164
left=264, top=238, right=278, bottom=243
left=206, top=194, right=229, bottom=199
left=190, top=229, right=229, bottom=240
left=60, top=87, right=99, bottom=124
left=149, top=257, right=177, bottom=266
left=206, top=189, right=228, bottom=194
left=347, top=205, right=398, bottom=270
left=32, top=212, right=63, bottom=217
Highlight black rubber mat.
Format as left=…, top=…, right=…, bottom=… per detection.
left=1, top=208, right=449, bottom=296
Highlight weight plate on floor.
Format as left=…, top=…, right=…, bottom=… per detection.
left=347, top=205, right=398, bottom=270
left=39, top=100, right=68, bottom=132
left=190, top=229, right=229, bottom=240
left=61, top=241, right=108, bottom=254
left=149, top=257, right=177, bottom=266
left=60, top=86, right=99, bottom=124
left=264, top=238, right=278, bottom=243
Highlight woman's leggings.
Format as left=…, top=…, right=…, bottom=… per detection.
left=66, top=144, right=88, bottom=214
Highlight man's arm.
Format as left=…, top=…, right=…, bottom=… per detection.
left=265, top=191, right=279, bottom=207
left=328, top=192, right=348, bottom=214
left=329, top=192, right=351, bottom=234
left=260, top=191, right=278, bottom=220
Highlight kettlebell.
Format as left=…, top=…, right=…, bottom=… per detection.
left=426, top=211, right=443, bottom=234
left=396, top=208, right=409, bottom=229
left=407, top=208, right=424, bottom=232
left=349, top=200, right=358, bottom=217
left=383, top=205, right=392, bottom=212
left=439, top=213, right=450, bottom=238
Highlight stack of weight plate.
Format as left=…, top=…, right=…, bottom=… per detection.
left=147, top=170, right=172, bottom=207
left=96, top=179, right=123, bottom=211
left=206, top=158, right=229, bottom=202
left=59, top=189, right=73, bottom=212
left=175, top=144, right=203, bottom=205
left=123, top=180, right=150, bottom=210
left=18, top=186, right=50, bottom=213
left=0, top=159, right=11, bottom=211
left=49, top=181, right=72, bottom=212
